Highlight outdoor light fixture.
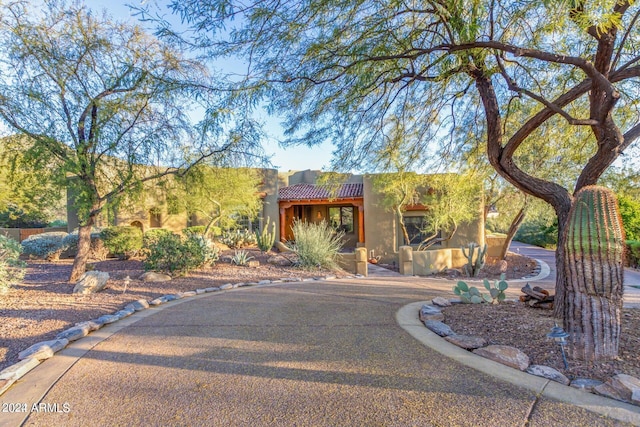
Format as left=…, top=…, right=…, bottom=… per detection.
left=547, top=323, right=570, bottom=369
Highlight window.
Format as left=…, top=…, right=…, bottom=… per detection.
left=329, top=206, right=354, bottom=233
left=149, top=208, right=162, bottom=228
left=235, top=214, right=258, bottom=232
left=404, top=215, right=441, bottom=246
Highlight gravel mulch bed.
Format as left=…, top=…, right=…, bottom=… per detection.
left=441, top=302, right=640, bottom=384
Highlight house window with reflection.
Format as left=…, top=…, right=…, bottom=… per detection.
left=404, top=214, right=441, bottom=246
left=329, top=206, right=354, bottom=233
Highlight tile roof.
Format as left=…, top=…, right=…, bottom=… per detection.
left=279, top=183, right=363, bottom=201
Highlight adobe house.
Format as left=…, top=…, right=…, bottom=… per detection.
left=67, top=169, right=484, bottom=266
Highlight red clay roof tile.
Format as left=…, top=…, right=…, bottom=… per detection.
left=278, top=183, right=363, bottom=201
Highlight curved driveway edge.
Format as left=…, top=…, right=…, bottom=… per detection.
left=0, top=290, right=215, bottom=427
left=397, top=301, right=640, bottom=425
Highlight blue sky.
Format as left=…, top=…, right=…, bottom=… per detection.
left=89, top=0, right=334, bottom=172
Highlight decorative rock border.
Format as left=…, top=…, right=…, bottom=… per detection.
left=0, top=273, right=357, bottom=397
left=419, top=300, right=640, bottom=407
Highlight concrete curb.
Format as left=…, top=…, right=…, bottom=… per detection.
left=397, top=301, right=640, bottom=425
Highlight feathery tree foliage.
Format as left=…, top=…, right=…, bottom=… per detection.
left=146, top=0, right=640, bottom=360
left=0, top=0, right=265, bottom=281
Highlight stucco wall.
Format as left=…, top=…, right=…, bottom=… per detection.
left=399, top=246, right=467, bottom=276
left=362, top=175, right=397, bottom=263
left=362, top=173, right=485, bottom=265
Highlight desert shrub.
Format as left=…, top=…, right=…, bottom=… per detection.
left=143, top=228, right=175, bottom=249
left=627, top=240, right=640, bottom=268
left=183, top=225, right=206, bottom=237
left=220, top=229, right=257, bottom=248
left=144, top=233, right=218, bottom=275
left=183, top=225, right=222, bottom=238
left=21, top=231, right=69, bottom=260
left=0, top=203, right=49, bottom=228
left=63, top=229, right=108, bottom=260
left=100, top=226, right=143, bottom=260
left=0, top=234, right=26, bottom=291
left=619, top=195, right=640, bottom=241
left=514, top=220, right=558, bottom=249
left=288, top=220, right=344, bottom=269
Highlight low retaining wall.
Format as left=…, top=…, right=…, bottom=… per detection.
left=337, top=248, right=368, bottom=276
left=399, top=246, right=466, bottom=276
left=486, top=234, right=507, bottom=258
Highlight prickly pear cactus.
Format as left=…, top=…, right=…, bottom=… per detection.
left=563, top=186, right=625, bottom=361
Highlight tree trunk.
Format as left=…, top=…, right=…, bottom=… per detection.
left=396, top=206, right=410, bottom=246
left=498, top=202, right=527, bottom=260
left=69, top=216, right=95, bottom=283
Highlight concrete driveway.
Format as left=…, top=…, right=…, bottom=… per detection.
left=6, top=275, right=637, bottom=427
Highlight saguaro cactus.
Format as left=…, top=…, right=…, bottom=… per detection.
left=563, top=186, right=625, bottom=361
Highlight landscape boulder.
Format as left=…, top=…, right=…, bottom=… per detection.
left=526, top=365, right=570, bottom=385
left=445, top=334, right=487, bottom=350
left=594, top=374, right=640, bottom=404
left=73, top=271, right=109, bottom=294
left=139, top=272, right=172, bottom=282
left=418, top=304, right=444, bottom=322
left=431, top=297, right=451, bottom=307
left=472, top=345, right=530, bottom=371
left=18, top=339, right=69, bottom=361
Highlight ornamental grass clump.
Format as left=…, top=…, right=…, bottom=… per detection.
left=288, top=220, right=344, bottom=269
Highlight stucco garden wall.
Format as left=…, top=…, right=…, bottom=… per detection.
left=399, top=246, right=467, bottom=276
left=362, top=175, right=397, bottom=264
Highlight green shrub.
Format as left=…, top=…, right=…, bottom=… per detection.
left=0, top=234, right=26, bottom=291
left=619, top=195, right=640, bottom=241
left=627, top=240, right=640, bottom=268
left=514, top=221, right=558, bottom=248
left=183, top=225, right=223, bottom=238
left=144, top=233, right=218, bottom=275
left=21, top=231, right=69, bottom=260
left=62, top=230, right=108, bottom=261
left=183, top=225, right=206, bottom=237
left=0, top=203, right=49, bottom=228
left=288, top=220, right=344, bottom=269
left=220, top=229, right=257, bottom=249
left=143, top=228, right=174, bottom=249
left=100, top=226, right=143, bottom=260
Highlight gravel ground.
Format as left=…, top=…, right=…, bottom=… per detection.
left=442, top=301, right=640, bottom=383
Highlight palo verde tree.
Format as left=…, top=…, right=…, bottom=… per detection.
left=155, top=1, right=640, bottom=360
left=0, top=135, right=65, bottom=227
left=0, top=1, right=264, bottom=282
left=166, top=165, right=263, bottom=235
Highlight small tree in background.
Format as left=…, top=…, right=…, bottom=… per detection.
left=0, top=1, right=264, bottom=282
left=0, top=234, right=25, bottom=292
left=166, top=166, right=263, bottom=236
